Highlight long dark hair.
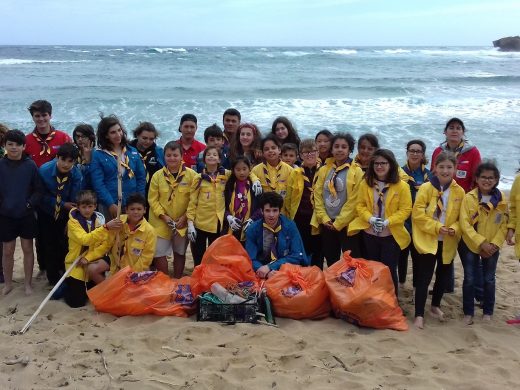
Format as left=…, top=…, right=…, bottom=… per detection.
left=271, top=116, right=301, bottom=146
left=230, top=123, right=262, bottom=162
left=365, top=149, right=400, bottom=186
left=224, top=157, right=252, bottom=209
left=96, top=115, right=128, bottom=150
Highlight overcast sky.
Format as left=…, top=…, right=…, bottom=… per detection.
left=1, top=0, right=518, bottom=46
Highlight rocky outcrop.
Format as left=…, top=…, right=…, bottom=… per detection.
left=493, top=36, right=520, bottom=52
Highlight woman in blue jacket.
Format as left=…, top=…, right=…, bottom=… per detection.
left=245, top=192, right=309, bottom=279
left=90, top=115, right=146, bottom=218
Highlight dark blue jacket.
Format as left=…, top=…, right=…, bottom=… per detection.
left=90, top=146, right=146, bottom=208
left=245, top=215, right=309, bottom=271
left=0, top=155, right=42, bottom=218
left=38, top=159, right=82, bottom=218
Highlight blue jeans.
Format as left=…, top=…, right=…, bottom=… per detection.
left=459, top=241, right=499, bottom=316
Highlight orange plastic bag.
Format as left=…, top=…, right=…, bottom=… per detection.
left=265, top=264, right=330, bottom=319
left=191, top=234, right=258, bottom=297
left=87, top=266, right=195, bottom=317
left=324, top=252, right=408, bottom=331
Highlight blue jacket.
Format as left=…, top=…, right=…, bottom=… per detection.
left=38, top=159, right=82, bottom=217
left=196, top=145, right=230, bottom=172
left=90, top=146, right=146, bottom=207
left=245, top=214, right=309, bottom=271
left=0, top=155, right=42, bottom=218
left=77, top=161, right=92, bottom=190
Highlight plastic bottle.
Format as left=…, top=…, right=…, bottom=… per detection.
left=210, top=283, right=246, bottom=304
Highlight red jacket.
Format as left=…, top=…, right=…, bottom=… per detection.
left=25, top=128, right=72, bottom=167
left=431, top=140, right=481, bottom=193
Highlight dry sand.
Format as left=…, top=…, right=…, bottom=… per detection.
left=1, top=243, right=519, bottom=390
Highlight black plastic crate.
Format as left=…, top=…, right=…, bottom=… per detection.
left=197, top=295, right=259, bottom=323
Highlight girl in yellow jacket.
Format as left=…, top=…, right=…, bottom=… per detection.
left=187, top=146, right=229, bottom=266
left=63, top=190, right=121, bottom=308
left=109, top=193, right=157, bottom=275
left=251, top=134, right=293, bottom=198
left=349, top=148, right=412, bottom=293
left=283, top=139, right=322, bottom=267
left=506, top=173, right=520, bottom=258
left=148, top=142, right=197, bottom=278
left=459, top=161, right=508, bottom=323
left=411, top=151, right=465, bottom=329
left=312, top=134, right=364, bottom=267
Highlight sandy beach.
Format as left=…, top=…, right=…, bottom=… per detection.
left=1, top=243, right=519, bottom=390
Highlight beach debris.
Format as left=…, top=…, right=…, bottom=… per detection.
left=332, top=355, right=349, bottom=372
left=3, top=355, right=30, bottom=366
left=161, top=346, right=195, bottom=359
left=7, top=305, right=18, bottom=315
left=95, top=348, right=113, bottom=380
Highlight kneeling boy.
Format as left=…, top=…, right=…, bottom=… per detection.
left=109, top=193, right=157, bottom=274
left=64, top=190, right=121, bottom=308
left=246, top=192, right=309, bottom=279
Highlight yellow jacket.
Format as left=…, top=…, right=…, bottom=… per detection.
left=460, top=188, right=508, bottom=254
left=509, top=174, right=520, bottom=258
left=186, top=170, right=229, bottom=233
left=148, top=166, right=197, bottom=239
left=312, top=162, right=364, bottom=231
left=109, top=215, right=157, bottom=274
left=65, top=209, right=111, bottom=282
left=349, top=179, right=412, bottom=249
left=412, top=181, right=465, bottom=263
left=251, top=161, right=293, bottom=198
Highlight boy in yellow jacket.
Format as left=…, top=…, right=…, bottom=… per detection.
left=148, top=142, right=197, bottom=278
left=63, top=190, right=121, bottom=308
left=283, top=139, right=322, bottom=267
left=459, top=162, right=508, bottom=323
left=411, top=152, right=465, bottom=328
left=109, top=193, right=157, bottom=275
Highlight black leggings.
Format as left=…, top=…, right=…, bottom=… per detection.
left=414, top=242, right=451, bottom=317
left=398, top=241, right=420, bottom=286
left=192, top=228, right=221, bottom=267
left=64, top=277, right=94, bottom=308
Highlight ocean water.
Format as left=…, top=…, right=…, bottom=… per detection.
left=0, top=45, right=519, bottom=187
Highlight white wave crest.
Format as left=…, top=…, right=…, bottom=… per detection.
left=151, top=47, right=187, bottom=53
left=281, top=51, right=312, bottom=57
left=377, top=49, right=411, bottom=54
left=322, top=49, right=357, bottom=55
left=0, top=58, right=89, bottom=65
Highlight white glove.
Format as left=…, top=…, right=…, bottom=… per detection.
left=227, top=215, right=242, bottom=231
left=369, top=217, right=383, bottom=233
left=242, top=218, right=253, bottom=233
left=382, top=219, right=389, bottom=228
left=187, top=221, right=197, bottom=242
left=252, top=180, right=263, bottom=196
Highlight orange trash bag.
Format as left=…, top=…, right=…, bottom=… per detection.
left=265, top=264, right=330, bottom=320
left=191, top=234, right=258, bottom=297
left=87, top=266, right=195, bottom=317
left=324, top=252, right=408, bottom=331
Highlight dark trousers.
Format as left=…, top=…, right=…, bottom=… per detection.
left=459, top=241, right=499, bottom=316
left=64, top=277, right=94, bottom=308
left=295, top=221, right=322, bottom=269
left=414, top=242, right=451, bottom=317
left=321, top=228, right=347, bottom=267
left=192, top=228, right=221, bottom=267
left=37, top=211, right=68, bottom=285
left=398, top=241, right=420, bottom=286
left=0, top=242, right=3, bottom=279
left=362, top=232, right=401, bottom=295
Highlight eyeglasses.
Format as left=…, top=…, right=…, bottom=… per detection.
left=75, top=134, right=89, bottom=139
left=373, top=161, right=389, bottom=167
left=407, top=149, right=424, bottom=155
left=478, top=176, right=497, bottom=181
left=301, top=150, right=318, bottom=156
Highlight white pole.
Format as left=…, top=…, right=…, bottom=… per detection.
left=19, top=255, right=83, bottom=334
